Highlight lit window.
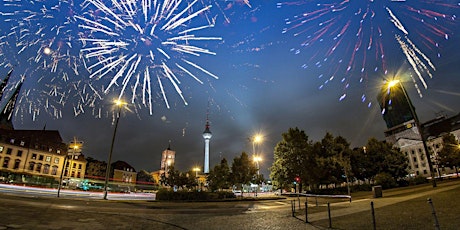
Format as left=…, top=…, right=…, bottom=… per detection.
left=10, top=139, right=15, bottom=144
left=43, top=164, right=50, bottom=174
left=54, top=158, right=59, bottom=164
left=0, top=146, right=3, bottom=152
left=51, top=166, right=58, bottom=175
left=45, top=156, right=51, bottom=162
left=31, top=154, right=37, bottom=160
left=20, top=141, right=25, bottom=146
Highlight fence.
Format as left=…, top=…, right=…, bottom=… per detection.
left=290, top=195, right=441, bottom=230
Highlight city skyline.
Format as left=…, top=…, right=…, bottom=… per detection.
left=0, top=1, right=459, bottom=176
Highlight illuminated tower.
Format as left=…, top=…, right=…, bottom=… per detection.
left=202, top=114, right=212, bottom=174
left=160, top=142, right=175, bottom=176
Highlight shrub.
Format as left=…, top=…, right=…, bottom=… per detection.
left=374, top=173, right=398, bottom=189
left=155, top=189, right=235, bottom=201
left=407, top=176, right=428, bottom=186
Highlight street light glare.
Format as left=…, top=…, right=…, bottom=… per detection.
left=114, top=99, right=127, bottom=106
left=253, top=156, right=262, bottom=162
left=254, top=134, right=263, bottom=143
left=387, top=79, right=400, bottom=88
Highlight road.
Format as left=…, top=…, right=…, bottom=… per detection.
left=1, top=181, right=459, bottom=229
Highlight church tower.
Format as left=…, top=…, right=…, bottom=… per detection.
left=0, top=72, right=22, bottom=130
left=202, top=113, right=212, bottom=174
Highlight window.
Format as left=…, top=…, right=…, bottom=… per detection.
left=2, top=157, right=10, bottom=168
left=57, top=150, right=61, bottom=154
left=38, top=155, right=44, bottom=161
left=36, top=163, right=42, bottom=173
left=0, top=146, right=3, bottom=152
left=17, top=150, right=23, bottom=157
left=45, top=156, right=51, bottom=162
left=54, top=158, right=59, bottom=164
left=71, top=171, right=75, bottom=177
left=20, top=141, right=25, bottom=146
left=28, top=162, right=35, bottom=171
left=51, top=166, right=58, bottom=175
left=13, top=160, right=20, bottom=169
left=78, top=164, right=82, bottom=169
left=6, top=148, right=12, bottom=155
left=413, top=157, right=417, bottom=162
left=43, top=164, right=50, bottom=174
left=77, top=172, right=81, bottom=178
left=10, top=139, right=15, bottom=144
left=423, top=170, right=428, bottom=174
left=31, top=153, right=37, bottom=160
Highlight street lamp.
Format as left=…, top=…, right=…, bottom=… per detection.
left=103, top=99, right=127, bottom=200
left=386, top=79, right=436, bottom=187
left=253, top=156, right=262, bottom=175
left=193, top=167, right=200, bottom=190
left=57, top=140, right=82, bottom=197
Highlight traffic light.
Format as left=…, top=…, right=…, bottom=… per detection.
left=295, top=176, right=300, bottom=183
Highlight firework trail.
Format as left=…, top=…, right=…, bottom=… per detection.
left=0, top=0, right=100, bottom=120
left=278, top=0, right=458, bottom=104
left=78, top=0, right=222, bottom=115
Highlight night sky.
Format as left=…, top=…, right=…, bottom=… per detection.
left=0, top=0, right=459, bottom=177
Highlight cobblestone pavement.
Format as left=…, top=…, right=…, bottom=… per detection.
left=1, top=180, right=459, bottom=230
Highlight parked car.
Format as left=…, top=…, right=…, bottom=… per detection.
left=232, top=190, right=242, bottom=197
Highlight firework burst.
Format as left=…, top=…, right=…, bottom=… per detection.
left=0, top=0, right=94, bottom=120
left=278, top=0, right=458, bottom=105
left=78, top=0, right=222, bottom=115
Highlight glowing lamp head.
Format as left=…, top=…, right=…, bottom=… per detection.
left=387, top=79, right=400, bottom=89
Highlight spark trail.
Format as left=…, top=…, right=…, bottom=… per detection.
left=0, top=0, right=98, bottom=120
left=78, top=0, right=222, bottom=114
left=278, top=0, right=457, bottom=104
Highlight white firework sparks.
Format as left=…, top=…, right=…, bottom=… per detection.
left=78, top=0, right=222, bottom=114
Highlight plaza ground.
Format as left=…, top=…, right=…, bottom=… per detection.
left=0, top=179, right=459, bottom=229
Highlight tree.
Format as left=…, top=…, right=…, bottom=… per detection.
left=207, top=158, right=231, bottom=191
left=231, top=152, right=257, bottom=191
left=85, top=157, right=106, bottom=178
left=136, top=170, right=155, bottom=184
left=437, top=134, right=460, bottom=175
left=270, top=127, right=316, bottom=192
left=351, top=138, right=408, bottom=181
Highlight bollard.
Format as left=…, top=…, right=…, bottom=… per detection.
left=427, top=198, right=440, bottom=230
left=371, top=201, right=376, bottom=230
left=305, top=202, right=309, bottom=223
left=291, top=200, right=295, bottom=217
left=327, top=202, right=332, bottom=228
left=298, top=197, right=301, bottom=210
left=316, top=197, right=318, bottom=207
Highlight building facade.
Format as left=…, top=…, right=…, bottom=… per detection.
left=378, top=82, right=459, bottom=177
left=0, top=129, right=87, bottom=181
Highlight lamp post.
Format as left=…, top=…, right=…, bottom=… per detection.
left=193, top=167, right=200, bottom=190
left=387, top=80, right=436, bottom=188
left=57, top=140, right=82, bottom=197
left=251, top=134, right=263, bottom=196
left=103, top=99, right=126, bottom=200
